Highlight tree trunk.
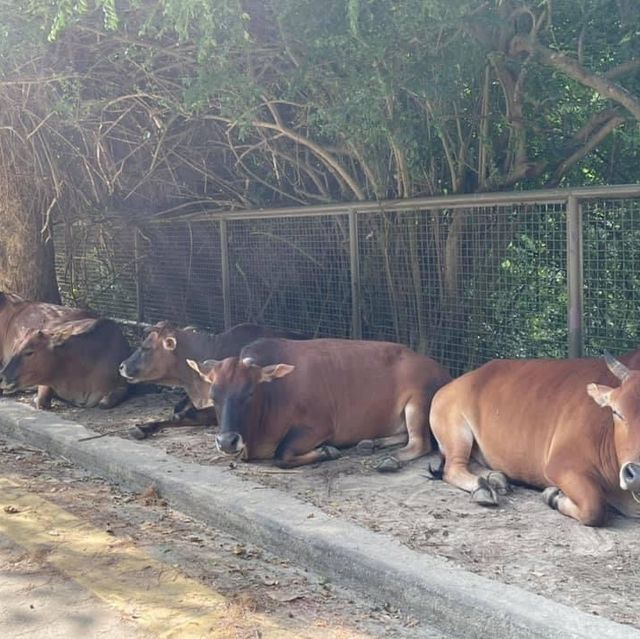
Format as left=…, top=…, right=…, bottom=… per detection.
left=0, top=172, right=60, bottom=303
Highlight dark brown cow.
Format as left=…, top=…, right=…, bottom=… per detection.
left=429, top=351, right=640, bottom=526
left=0, top=317, right=130, bottom=409
left=119, top=322, right=307, bottom=438
left=0, top=292, right=90, bottom=366
left=187, top=338, right=451, bottom=470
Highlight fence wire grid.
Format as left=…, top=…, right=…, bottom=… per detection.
left=54, top=187, right=640, bottom=376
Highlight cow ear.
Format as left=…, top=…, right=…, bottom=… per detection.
left=163, top=336, right=177, bottom=351
left=587, top=383, right=614, bottom=408
left=186, top=358, right=218, bottom=383
left=259, top=363, right=295, bottom=383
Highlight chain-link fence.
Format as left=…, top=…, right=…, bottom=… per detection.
left=54, top=185, right=640, bottom=376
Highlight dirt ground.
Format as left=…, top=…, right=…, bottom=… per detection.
left=0, top=435, right=440, bottom=639
left=13, top=389, right=640, bottom=631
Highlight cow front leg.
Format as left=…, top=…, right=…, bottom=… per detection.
left=273, top=425, right=337, bottom=468
left=542, top=470, right=607, bottom=526
left=35, top=386, right=54, bottom=410
left=98, top=384, right=129, bottom=409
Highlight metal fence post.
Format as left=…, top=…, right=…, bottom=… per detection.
left=133, top=228, right=145, bottom=324
left=348, top=209, right=362, bottom=339
left=219, top=218, right=232, bottom=329
left=567, top=195, right=584, bottom=358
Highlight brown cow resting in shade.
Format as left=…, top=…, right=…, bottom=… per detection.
left=0, top=292, right=90, bottom=366
left=188, top=337, right=451, bottom=471
left=429, top=351, right=640, bottom=526
left=0, top=317, right=130, bottom=409
left=119, top=322, right=307, bottom=438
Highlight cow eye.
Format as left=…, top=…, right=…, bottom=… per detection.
left=23, top=350, right=34, bottom=357
left=612, top=409, right=625, bottom=421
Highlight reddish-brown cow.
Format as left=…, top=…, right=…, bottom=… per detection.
left=188, top=338, right=451, bottom=470
left=119, top=322, right=307, bottom=438
left=0, top=317, right=130, bottom=409
left=429, top=351, right=640, bottom=526
left=0, top=292, right=90, bottom=366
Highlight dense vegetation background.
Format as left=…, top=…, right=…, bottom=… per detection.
left=0, top=0, right=639, bottom=369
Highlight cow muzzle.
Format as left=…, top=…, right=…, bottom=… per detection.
left=0, top=370, right=17, bottom=392
left=620, top=462, right=640, bottom=492
left=118, top=362, right=136, bottom=381
left=215, top=432, right=245, bottom=456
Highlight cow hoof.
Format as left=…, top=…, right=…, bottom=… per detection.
left=542, top=486, right=562, bottom=510
left=128, top=426, right=149, bottom=440
left=376, top=456, right=402, bottom=473
left=356, top=439, right=375, bottom=455
left=471, top=478, right=498, bottom=506
left=486, top=471, right=511, bottom=495
left=321, top=445, right=341, bottom=461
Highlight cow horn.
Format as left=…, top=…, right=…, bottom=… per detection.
left=241, top=357, right=257, bottom=368
left=604, top=351, right=630, bottom=382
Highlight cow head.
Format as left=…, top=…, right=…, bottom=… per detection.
left=119, top=322, right=181, bottom=383
left=187, top=356, right=295, bottom=457
left=587, top=352, right=640, bottom=494
left=0, top=318, right=102, bottom=391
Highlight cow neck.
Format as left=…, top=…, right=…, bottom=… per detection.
left=598, top=419, right=621, bottom=489
left=168, top=329, right=220, bottom=401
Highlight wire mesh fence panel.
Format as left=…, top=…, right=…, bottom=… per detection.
left=358, top=210, right=439, bottom=351
left=138, top=220, right=224, bottom=331
left=456, top=203, right=568, bottom=374
left=226, top=215, right=352, bottom=337
left=358, top=204, right=568, bottom=375
left=583, top=198, right=640, bottom=357
left=54, top=220, right=138, bottom=321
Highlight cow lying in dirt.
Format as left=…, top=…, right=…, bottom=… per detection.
left=0, top=317, right=131, bottom=409
left=188, top=337, right=451, bottom=471
left=429, top=351, right=640, bottom=526
left=0, top=291, right=90, bottom=365
left=119, top=322, right=307, bottom=438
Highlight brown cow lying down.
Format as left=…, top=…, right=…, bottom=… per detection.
left=118, top=322, right=307, bottom=438
left=0, top=317, right=130, bottom=409
left=429, top=351, right=640, bottom=526
left=0, top=292, right=90, bottom=366
left=187, top=338, right=451, bottom=471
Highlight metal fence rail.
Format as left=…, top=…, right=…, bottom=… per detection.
left=54, top=185, right=640, bottom=376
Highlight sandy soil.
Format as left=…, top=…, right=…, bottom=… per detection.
left=0, top=436, right=437, bottom=639
left=12, top=389, right=640, bottom=630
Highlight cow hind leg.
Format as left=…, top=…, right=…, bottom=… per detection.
left=274, top=426, right=338, bottom=469
left=356, top=433, right=408, bottom=455
left=432, top=413, right=498, bottom=506
left=376, top=398, right=433, bottom=473
left=542, top=470, right=607, bottom=526
left=129, top=409, right=214, bottom=440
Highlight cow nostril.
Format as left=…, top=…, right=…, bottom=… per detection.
left=624, top=464, right=637, bottom=483
left=230, top=433, right=240, bottom=449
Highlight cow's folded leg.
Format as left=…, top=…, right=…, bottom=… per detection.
left=483, top=470, right=511, bottom=495
left=542, top=472, right=606, bottom=526
left=393, top=397, right=432, bottom=463
left=35, top=385, right=54, bottom=410
left=471, top=477, right=499, bottom=506
left=98, top=385, right=129, bottom=409
left=356, top=433, right=408, bottom=456
left=273, top=426, right=338, bottom=468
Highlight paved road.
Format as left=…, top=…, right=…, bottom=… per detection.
left=0, top=438, right=431, bottom=639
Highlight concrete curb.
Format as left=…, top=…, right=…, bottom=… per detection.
left=0, top=399, right=637, bottom=639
